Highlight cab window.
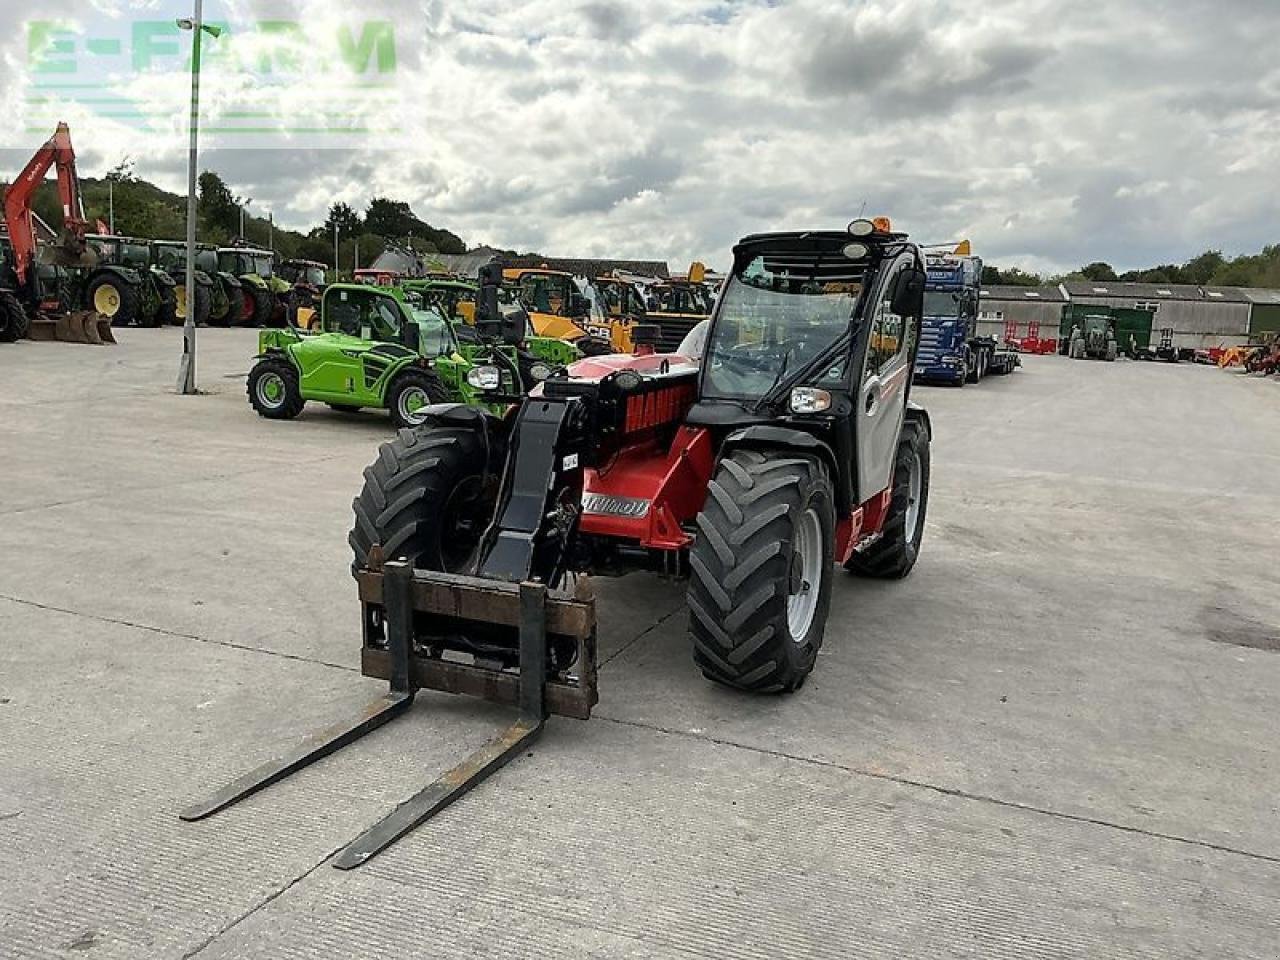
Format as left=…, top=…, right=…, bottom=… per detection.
left=865, top=262, right=915, bottom=376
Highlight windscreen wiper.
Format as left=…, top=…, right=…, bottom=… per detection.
left=753, top=330, right=852, bottom=412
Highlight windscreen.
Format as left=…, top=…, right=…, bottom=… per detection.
left=305, top=267, right=325, bottom=285
left=195, top=250, right=217, bottom=272
left=702, top=248, right=866, bottom=399
left=251, top=254, right=273, bottom=278
left=924, top=290, right=961, bottom=317
left=411, top=306, right=456, bottom=356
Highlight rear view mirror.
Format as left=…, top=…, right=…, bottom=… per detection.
left=475, top=258, right=505, bottom=340
left=500, top=303, right=529, bottom=346
left=891, top=267, right=926, bottom=318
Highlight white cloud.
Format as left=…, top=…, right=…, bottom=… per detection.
left=1, top=0, right=1277, bottom=273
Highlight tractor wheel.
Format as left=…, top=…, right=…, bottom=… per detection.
left=156, top=286, right=177, bottom=326
left=349, top=426, right=497, bottom=575
left=688, top=450, right=835, bottom=693
left=845, top=420, right=930, bottom=580
left=174, top=284, right=209, bottom=326
left=87, top=275, right=140, bottom=327
left=576, top=335, right=612, bottom=357
left=218, top=285, right=245, bottom=327
left=241, top=286, right=274, bottom=327
left=387, top=367, right=450, bottom=429
left=246, top=357, right=305, bottom=420
left=0, top=290, right=27, bottom=342
left=1105, top=342, right=1117, bottom=362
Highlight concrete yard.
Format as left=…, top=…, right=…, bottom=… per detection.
left=1, top=328, right=1278, bottom=959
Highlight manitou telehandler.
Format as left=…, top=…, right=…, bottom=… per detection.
left=183, top=219, right=933, bottom=869
left=0, top=122, right=114, bottom=344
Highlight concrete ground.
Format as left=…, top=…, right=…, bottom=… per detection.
left=1, top=329, right=1278, bottom=959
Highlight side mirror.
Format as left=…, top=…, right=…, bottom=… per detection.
left=401, top=320, right=421, bottom=353
left=500, top=303, right=529, bottom=346
left=891, top=267, right=926, bottom=318
left=475, top=258, right=505, bottom=340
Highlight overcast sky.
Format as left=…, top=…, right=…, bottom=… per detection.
left=2, top=0, right=1277, bottom=273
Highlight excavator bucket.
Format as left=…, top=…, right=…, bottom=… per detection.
left=27, top=310, right=116, bottom=345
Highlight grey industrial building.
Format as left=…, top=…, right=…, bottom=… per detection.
left=980, top=281, right=1280, bottom=350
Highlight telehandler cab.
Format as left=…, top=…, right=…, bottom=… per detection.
left=185, top=220, right=933, bottom=869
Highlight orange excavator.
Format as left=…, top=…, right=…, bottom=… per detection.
left=1, top=122, right=114, bottom=344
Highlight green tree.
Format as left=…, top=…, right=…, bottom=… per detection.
left=198, top=171, right=239, bottom=238
left=1079, top=262, right=1117, bottom=282
left=324, top=201, right=362, bottom=236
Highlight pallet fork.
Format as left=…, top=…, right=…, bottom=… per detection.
left=181, top=561, right=596, bottom=868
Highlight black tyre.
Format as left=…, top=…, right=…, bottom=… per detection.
left=241, top=286, right=274, bottom=327
left=0, top=290, right=26, bottom=342
left=688, top=450, right=835, bottom=693
left=155, top=285, right=177, bottom=326
left=576, top=335, right=612, bottom=357
left=246, top=357, right=305, bottom=420
left=386, top=367, right=450, bottom=429
left=845, top=420, right=930, bottom=579
left=87, top=274, right=140, bottom=326
left=349, top=426, right=496, bottom=575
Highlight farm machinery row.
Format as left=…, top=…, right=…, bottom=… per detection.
left=186, top=219, right=936, bottom=870
left=0, top=122, right=332, bottom=345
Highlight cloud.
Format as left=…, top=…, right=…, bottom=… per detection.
left=0, top=0, right=1276, bottom=274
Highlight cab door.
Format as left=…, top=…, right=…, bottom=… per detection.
left=855, top=254, right=917, bottom=500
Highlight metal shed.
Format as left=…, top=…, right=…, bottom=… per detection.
left=977, top=285, right=1068, bottom=341
left=1061, top=281, right=1251, bottom=349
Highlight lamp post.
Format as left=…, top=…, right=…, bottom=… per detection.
left=239, top=197, right=252, bottom=240
left=175, top=3, right=222, bottom=395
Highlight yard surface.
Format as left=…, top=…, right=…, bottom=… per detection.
left=1, top=330, right=1278, bottom=958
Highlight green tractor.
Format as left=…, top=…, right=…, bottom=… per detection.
left=151, top=240, right=247, bottom=326
left=217, top=243, right=289, bottom=327
left=401, top=276, right=583, bottom=371
left=1068, top=314, right=1118, bottom=361
left=247, top=281, right=543, bottom=428
left=79, top=235, right=175, bottom=327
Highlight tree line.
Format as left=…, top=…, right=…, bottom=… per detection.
left=8, top=165, right=466, bottom=273
left=983, top=247, right=1280, bottom=289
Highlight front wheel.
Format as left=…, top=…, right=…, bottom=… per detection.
left=349, top=426, right=497, bottom=575
left=688, top=450, right=835, bottom=693
left=576, top=335, right=612, bottom=357
left=246, top=357, right=305, bottom=419
left=846, top=419, right=930, bottom=579
left=387, top=367, right=450, bottom=429
left=87, top=275, right=140, bottom=327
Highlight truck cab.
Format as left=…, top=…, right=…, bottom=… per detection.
left=914, top=250, right=1017, bottom=385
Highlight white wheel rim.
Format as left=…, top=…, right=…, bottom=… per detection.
left=904, top=451, right=923, bottom=544
left=399, top=386, right=429, bottom=424
left=786, top=507, right=823, bottom=641
left=255, top=372, right=286, bottom=409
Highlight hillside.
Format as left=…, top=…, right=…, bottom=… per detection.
left=2, top=167, right=466, bottom=275
left=985, top=246, right=1280, bottom=289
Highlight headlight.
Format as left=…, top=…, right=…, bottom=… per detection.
left=789, top=387, right=832, bottom=414
left=466, top=365, right=501, bottom=390
left=528, top=361, right=553, bottom=382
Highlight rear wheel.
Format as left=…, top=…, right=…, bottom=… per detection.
left=688, top=450, right=835, bottom=693
left=349, top=427, right=496, bottom=575
left=88, top=275, right=139, bottom=327
left=846, top=420, right=930, bottom=579
left=387, top=367, right=450, bottom=429
left=246, top=357, right=305, bottom=419
left=241, top=286, right=274, bottom=327
left=0, top=291, right=27, bottom=342
left=155, top=285, right=177, bottom=326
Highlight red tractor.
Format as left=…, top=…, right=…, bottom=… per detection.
left=183, top=220, right=933, bottom=868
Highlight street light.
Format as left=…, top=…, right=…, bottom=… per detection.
left=175, top=4, right=222, bottom=395
left=239, top=197, right=252, bottom=240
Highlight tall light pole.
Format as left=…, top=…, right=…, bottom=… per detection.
left=239, top=197, right=252, bottom=240
left=333, top=222, right=339, bottom=277
left=268, top=210, right=274, bottom=251
left=176, top=4, right=222, bottom=395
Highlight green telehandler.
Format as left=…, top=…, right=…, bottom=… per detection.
left=247, top=280, right=546, bottom=428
